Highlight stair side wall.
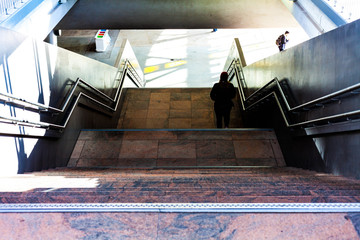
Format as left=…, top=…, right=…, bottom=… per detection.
left=241, top=20, right=360, bottom=178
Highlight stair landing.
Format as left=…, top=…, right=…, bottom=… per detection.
left=117, top=88, right=243, bottom=129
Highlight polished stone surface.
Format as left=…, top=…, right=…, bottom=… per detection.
left=3, top=167, right=360, bottom=205
left=0, top=212, right=358, bottom=240
left=118, top=88, right=243, bottom=129
left=69, top=129, right=284, bottom=168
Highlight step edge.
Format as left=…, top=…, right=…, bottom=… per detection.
left=1, top=202, right=360, bottom=213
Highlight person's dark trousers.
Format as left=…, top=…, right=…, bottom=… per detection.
left=215, top=106, right=232, bottom=128
left=279, top=44, right=285, bottom=51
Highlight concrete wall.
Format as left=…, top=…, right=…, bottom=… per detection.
left=241, top=19, right=360, bottom=178
left=281, top=0, right=339, bottom=37
left=0, top=0, right=77, bottom=41
left=0, top=27, right=124, bottom=174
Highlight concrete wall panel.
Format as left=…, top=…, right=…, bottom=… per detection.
left=241, top=19, right=360, bottom=178
left=0, top=27, right=122, bottom=174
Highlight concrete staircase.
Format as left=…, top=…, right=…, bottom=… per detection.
left=1, top=88, right=360, bottom=239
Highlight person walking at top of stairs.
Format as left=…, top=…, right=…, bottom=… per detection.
left=210, top=72, right=236, bottom=128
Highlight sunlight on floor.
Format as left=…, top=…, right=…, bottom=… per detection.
left=111, top=28, right=308, bottom=88
left=0, top=175, right=99, bottom=192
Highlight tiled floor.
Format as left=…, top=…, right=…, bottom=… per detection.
left=57, top=29, right=309, bottom=88
left=57, top=29, right=121, bottom=66
left=117, top=88, right=243, bottom=129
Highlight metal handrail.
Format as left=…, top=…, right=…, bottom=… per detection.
left=0, top=59, right=141, bottom=131
left=0, top=0, right=25, bottom=18
left=231, top=60, right=360, bottom=128
left=126, top=61, right=144, bottom=87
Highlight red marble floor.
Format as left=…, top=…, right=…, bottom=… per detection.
left=2, top=167, right=360, bottom=204
left=0, top=212, right=358, bottom=239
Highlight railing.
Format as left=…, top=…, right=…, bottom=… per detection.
left=126, top=60, right=144, bottom=87
left=0, top=0, right=27, bottom=18
left=0, top=59, right=141, bottom=132
left=323, top=0, right=360, bottom=22
left=228, top=59, right=360, bottom=129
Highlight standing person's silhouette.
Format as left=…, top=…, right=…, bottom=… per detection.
left=210, top=72, right=236, bottom=128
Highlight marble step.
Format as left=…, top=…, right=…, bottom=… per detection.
left=2, top=168, right=360, bottom=204
left=37, top=166, right=307, bottom=175
left=1, top=192, right=360, bottom=204
left=68, top=129, right=286, bottom=168
left=34, top=167, right=359, bottom=183
left=6, top=176, right=360, bottom=190
left=3, top=188, right=360, bottom=197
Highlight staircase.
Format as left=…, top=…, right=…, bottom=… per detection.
left=1, top=88, right=360, bottom=239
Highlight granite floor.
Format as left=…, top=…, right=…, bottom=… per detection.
left=0, top=212, right=359, bottom=240
left=3, top=167, right=360, bottom=204
left=2, top=166, right=360, bottom=239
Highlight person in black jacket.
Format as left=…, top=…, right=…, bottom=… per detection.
left=278, top=31, right=290, bottom=52
left=210, top=72, right=236, bottom=128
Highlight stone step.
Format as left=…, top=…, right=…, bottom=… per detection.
left=4, top=187, right=360, bottom=196
left=6, top=176, right=360, bottom=190
left=29, top=167, right=357, bottom=179
left=2, top=166, right=360, bottom=205
left=1, top=192, right=360, bottom=204
left=8, top=174, right=360, bottom=189
left=68, top=129, right=285, bottom=168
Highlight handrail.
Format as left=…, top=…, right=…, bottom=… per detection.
left=231, top=60, right=360, bottom=128
left=290, top=83, right=360, bottom=111
left=0, top=59, right=134, bottom=113
left=0, top=59, right=141, bottom=131
left=126, top=61, right=144, bottom=87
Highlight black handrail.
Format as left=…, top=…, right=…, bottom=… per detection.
left=230, top=60, right=360, bottom=128
left=0, top=59, right=142, bottom=131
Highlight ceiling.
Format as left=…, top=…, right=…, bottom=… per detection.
left=56, top=0, right=301, bottom=29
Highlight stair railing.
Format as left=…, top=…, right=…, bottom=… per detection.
left=229, top=59, right=360, bottom=128
left=0, top=59, right=141, bottom=132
